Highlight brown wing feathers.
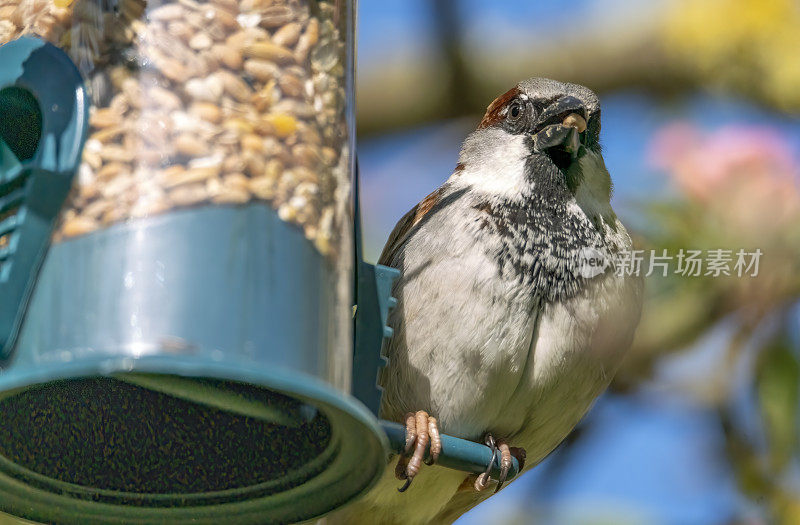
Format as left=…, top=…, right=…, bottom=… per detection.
left=378, top=187, right=442, bottom=266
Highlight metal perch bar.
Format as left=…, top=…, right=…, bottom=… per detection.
left=380, top=421, right=521, bottom=481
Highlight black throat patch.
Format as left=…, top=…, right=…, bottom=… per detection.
left=473, top=155, right=608, bottom=303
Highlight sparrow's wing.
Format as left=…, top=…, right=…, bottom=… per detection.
left=378, top=187, right=443, bottom=266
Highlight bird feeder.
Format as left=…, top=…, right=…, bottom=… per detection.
left=0, top=1, right=519, bottom=524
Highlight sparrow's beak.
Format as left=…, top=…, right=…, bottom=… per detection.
left=532, top=96, right=588, bottom=162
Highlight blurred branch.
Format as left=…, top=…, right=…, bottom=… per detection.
left=428, top=0, right=480, bottom=119
left=359, top=0, right=800, bottom=136
left=357, top=27, right=692, bottom=136
left=719, top=403, right=800, bottom=525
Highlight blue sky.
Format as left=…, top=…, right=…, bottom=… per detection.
left=358, top=0, right=595, bottom=66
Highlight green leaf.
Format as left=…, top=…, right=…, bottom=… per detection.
left=756, top=333, right=800, bottom=472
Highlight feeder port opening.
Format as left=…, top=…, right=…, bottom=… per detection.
left=0, top=376, right=333, bottom=505
left=0, top=86, right=42, bottom=162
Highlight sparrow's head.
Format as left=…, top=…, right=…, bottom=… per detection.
left=480, top=77, right=600, bottom=167
left=456, top=78, right=606, bottom=199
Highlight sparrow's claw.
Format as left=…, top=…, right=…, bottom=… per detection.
left=402, top=412, right=417, bottom=453
left=473, top=472, right=490, bottom=491
left=494, top=441, right=512, bottom=492
left=424, top=416, right=441, bottom=465
left=474, top=434, right=526, bottom=493
left=397, top=477, right=413, bottom=493
left=396, top=411, right=441, bottom=492
left=475, top=433, right=498, bottom=492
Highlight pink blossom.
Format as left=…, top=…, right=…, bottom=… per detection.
left=648, top=123, right=799, bottom=201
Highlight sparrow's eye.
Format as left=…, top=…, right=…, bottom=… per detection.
left=507, top=100, right=523, bottom=122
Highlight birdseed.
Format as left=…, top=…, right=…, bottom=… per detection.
left=0, top=0, right=350, bottom=257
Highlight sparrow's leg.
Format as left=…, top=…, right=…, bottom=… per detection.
left=474, top=434, right=527, bottom=492
left=395, top=410, right=442, bottom=492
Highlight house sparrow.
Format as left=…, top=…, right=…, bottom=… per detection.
left=328, top=78, right=643, bottom=524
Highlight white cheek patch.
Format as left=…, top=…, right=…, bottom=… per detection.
left=451, top=132, right=530, bottom=200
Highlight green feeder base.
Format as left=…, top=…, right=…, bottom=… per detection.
left=0, top=205, right=388, bottom=525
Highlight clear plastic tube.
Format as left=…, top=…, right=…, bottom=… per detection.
left=2, top=0, right=351, bottom=260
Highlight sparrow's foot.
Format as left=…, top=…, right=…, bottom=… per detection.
left=474, top=434, right=526, bottom=493
left=395, top=410, right=441, bottom=492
